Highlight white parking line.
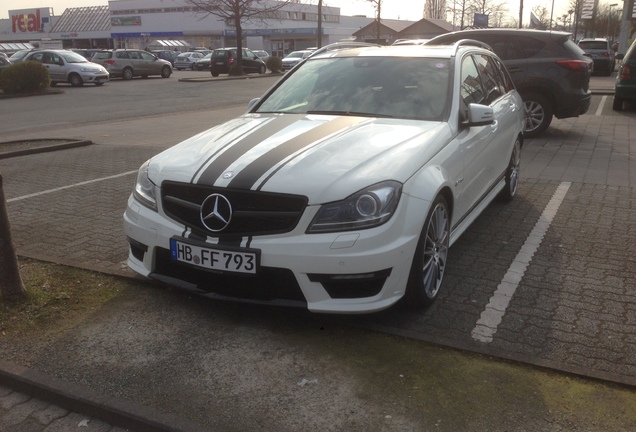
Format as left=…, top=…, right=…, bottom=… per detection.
left=7, top=171, right=137, bottom=203
left=595, top=95, right=607, bottom=116
left=471, top=182, right=571, bottom=343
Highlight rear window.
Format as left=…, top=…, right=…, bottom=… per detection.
left=213, top=50, right=230, bottom=58
left=579, top=41, right=609, bottom=50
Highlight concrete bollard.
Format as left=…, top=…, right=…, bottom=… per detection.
left=0, top=173, right=26, bottom=301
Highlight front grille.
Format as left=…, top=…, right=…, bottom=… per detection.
left=154, top=248, right=307, bottom=305
left=161, top=182, right=308, bottom=237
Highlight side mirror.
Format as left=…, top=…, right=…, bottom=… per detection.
left=248, top=98, right=260, bottom=110
left=466, top=103, right=494, bottom=127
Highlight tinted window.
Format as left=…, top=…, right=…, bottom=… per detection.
left=94, top=52, right=113, bottom=60
left=460, top=56, right=485, bottom=105
left=511, top=36, right=545, bottom=59
left=473, top=54, right=505, bottom=104
left=579, top=41, right=608, bottom=50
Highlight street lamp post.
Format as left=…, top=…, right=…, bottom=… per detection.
left=607, top=3, right=618, bottom=40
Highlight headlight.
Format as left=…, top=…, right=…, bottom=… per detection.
left=133, top=160, right=157, bottom=211
left=307, top=181, right=402, bottom=233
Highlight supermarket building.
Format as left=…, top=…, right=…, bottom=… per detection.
left=0, top=0, right=456, bottom=56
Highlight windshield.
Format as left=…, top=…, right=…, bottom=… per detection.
left=286, top=51, right=306, bottom=59
left=60, top=51, right=88, bottom=63
left=10, top=50, right=30, bottom=60
left=256, top=56, right=450, bottom=121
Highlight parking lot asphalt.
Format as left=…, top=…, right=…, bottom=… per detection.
left=1, top=74, right=635, bottom=431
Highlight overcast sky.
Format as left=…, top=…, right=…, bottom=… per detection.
left=1, top=0, right=583, bottom=24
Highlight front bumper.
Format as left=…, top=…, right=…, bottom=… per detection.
left=123, top=193, right=428, bottom=314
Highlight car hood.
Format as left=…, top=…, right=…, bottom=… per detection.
left=148, top=113, right=451, bottom=204
left=75, top=62, right=107, bottom=71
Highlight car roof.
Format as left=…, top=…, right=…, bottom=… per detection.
left=311, top=42, right=492, bottom=61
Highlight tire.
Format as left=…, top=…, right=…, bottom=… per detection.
left=122, top=67, right=133, bottom=80
left=94, top=82, right=105, bottom=86
left=612, top=96, right=624, bottom=111
left=176, top=68, right=182, bottom=71
left=69, top=73, right=83, bottom=87
left=499, top=137, right=521, bottom=203
left=50, top=81, right=57, bottom=87
left=258, top=64, right=266, bottom=74
left=211, top=71, right=219, bottom=77
left=521, top=93, right=553, bottom=138
left=404, top=195, right=450, bottom=308
left=161, top=66, right=172, bottom=78
left=191, top=63, right=196, bottom=70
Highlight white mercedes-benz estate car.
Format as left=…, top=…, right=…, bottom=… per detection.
left=124, top=41, right=524, bottom=314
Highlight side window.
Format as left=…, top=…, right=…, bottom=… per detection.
left=140, top=51, right=154, bottom=61
left=493, top=57, right=514, bottom=93
left=49, top=53, right=62, bottom=65
left=511, top=36, right=544, bottom=59
left=128, top=51, right=141, bottom=59
left=478, top=36, right=513, bottom=61
left=473, top=54, right=505, bottom=104
left=116, top=51, right=129, bottom=59
left=244, top=50, right=255, bottom=59
left=30, top=53, right=45, bottom=62
left=460, top=55, right=485, bottom=106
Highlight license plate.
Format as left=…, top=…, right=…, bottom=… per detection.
left=216, top=61, right=224, bottom=65
left=170, top=238, right=258, bottom=274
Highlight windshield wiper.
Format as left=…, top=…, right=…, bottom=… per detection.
left=306, top=110, right=394, bottom=118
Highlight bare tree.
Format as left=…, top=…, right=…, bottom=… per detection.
left=367, top=0, right=382, bottom=42
left=447, top=0, right=507, bottom=29
left=426, top=0, right=447, bottom=20
left=531, top=5, right=550, bottom=29
left=469, top=0, right=508, bottom=26
left=184, top=0, right=292, bottom=75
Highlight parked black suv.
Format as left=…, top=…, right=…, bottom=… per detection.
left=577, top=38, right=615, bottom=76
left=210, top=48, right=266, bottom=77
left=426, top=29, right=593, bottom=137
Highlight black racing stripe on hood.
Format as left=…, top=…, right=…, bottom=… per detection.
left=227, top=116, right=366, bottom=190
left=195, top=115, right=300, bottom=185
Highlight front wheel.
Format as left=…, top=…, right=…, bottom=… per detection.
left=69, top=73, right=83, bottom=87
left=522, top=93, right=553, bottom=138
left=499, top=138, right=521, bottom=202
left=160, top=66, right=172, bottom=78
left=211, top=71, right=219, bottom=77
left=258, top=64, right=266, bottom=74
left=404, top=195, right=450, bottom=308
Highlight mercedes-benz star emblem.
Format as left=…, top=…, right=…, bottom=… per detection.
left=200, top=194, right=232, bottom=232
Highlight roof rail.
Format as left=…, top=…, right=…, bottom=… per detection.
left=451, top=39, right=494, bottom=53
left=308, top=42, right=382, bottom=59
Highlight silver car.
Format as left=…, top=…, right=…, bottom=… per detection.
left=281, top=50, right=313, bottom=70
left=23, top=49, right=109, bottom=87
left=173, top=52, right=204, bottom=70
left=91, top=49, right=172, bottom=80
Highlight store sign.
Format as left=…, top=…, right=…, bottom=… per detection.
left=10, top=8, right=51, bottom=33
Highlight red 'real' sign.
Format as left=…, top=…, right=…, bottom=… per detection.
left=12, top=9, right=41, bottom=33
